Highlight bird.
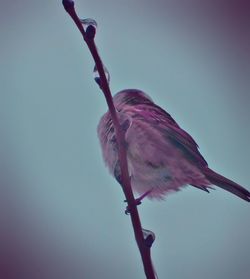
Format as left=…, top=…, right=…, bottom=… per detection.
left=97, top=89, right=250, bottom=202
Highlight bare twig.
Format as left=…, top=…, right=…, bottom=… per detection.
left=62, top=1, right=156, bottom=278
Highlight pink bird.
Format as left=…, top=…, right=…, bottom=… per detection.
left=98, top=89, right=250, bottom=202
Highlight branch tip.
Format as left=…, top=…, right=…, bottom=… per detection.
left=62, top=0, right=74, bottom=12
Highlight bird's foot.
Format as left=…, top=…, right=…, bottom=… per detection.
left=124, top=190, right=152, bottom=215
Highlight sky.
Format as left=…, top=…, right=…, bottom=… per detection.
left=0, top=0, right=250, bottom=278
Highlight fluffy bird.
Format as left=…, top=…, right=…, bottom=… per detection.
left=98, top=89, right=250, bottom=202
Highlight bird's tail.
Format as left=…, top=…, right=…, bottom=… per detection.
left=203, top=168, right=250, bottom=202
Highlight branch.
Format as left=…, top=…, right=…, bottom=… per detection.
left=62, top=1, right=157, bottom=278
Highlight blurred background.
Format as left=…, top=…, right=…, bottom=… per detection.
left=0, top=0, right=249, bottom=278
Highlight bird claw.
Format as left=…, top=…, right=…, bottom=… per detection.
left=124, top=190, right=152, bottom=215
left=125, top=207, right=130, bottom=215
left=125, top=199, right=142, bottom=215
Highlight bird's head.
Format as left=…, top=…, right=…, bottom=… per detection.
left=113, top=89, right=153, bottom=108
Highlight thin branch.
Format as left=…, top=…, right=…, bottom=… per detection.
left=62, top=1, right=156, bottom=278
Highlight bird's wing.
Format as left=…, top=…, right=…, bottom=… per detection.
left=125, top=104, right=208, bottom=168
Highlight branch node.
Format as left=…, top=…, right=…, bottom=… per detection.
left=142, top=228, right=156, bottom=248
left=86, top=25, right=96, bottom=40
